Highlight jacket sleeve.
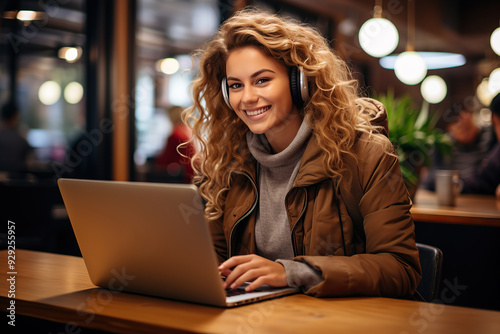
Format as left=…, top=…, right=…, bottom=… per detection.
left=294, top=137, right=422, bottom=298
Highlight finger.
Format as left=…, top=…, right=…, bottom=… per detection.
left=219, top=256, right=256, bottom=289
left=218, top=255, right=253, bottom=271
left=228, top=269, right=260, bottom=290
left=224, top=264, right=254, bottom=289
left=247, top=262, right=287, bottom=291
left=245, top=276, right=268, bottom=291
left=218, top=267, right=232, bottom=278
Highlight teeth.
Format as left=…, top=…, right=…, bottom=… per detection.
left=246, top=106, right=269, bottom=116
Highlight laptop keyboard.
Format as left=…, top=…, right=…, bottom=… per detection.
left=225, top=288, right=250, bottom=297
left=222, top=276, right=276, bottom=297
left=225, top=285, right=274, bottom=297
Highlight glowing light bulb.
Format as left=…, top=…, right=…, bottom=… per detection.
left=64, top=82, right=84, bottom=104
left=159, top=58, right=180, bottom=75
left=38, top=81, right=61, bottom=105
left=394, top=51, right=427, bottom=85
left=488, top=68, right=500, bottom=95
left=490, top=27, right=500, bottom=56
left=358, top=18, right=399, bottom=58
left=421, top=75, right=447, bottom=104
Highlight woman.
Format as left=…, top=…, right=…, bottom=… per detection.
left=185, top=9, right=421, bottom=298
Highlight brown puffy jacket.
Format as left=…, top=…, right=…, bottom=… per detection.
left=208, top=99, right=422, bottom=298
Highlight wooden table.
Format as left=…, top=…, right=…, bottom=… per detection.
left=411, top=189, right=500, bottom=227
left=1, top=250, right=500, bottom=333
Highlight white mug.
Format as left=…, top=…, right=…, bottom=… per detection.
left=435, top=170, right=462, bottom=206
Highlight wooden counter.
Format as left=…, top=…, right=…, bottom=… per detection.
left=411, top=190, right=500, bottom=227
left=1, top=250, right=500, bottom=333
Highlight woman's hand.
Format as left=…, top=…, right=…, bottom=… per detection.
left=218, top=254, right=288, bottom=292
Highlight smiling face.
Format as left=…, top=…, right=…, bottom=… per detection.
left=225, top=46, right=302, bottom=152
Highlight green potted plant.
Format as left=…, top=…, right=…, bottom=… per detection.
left=375, top=91, right=453, bottom=199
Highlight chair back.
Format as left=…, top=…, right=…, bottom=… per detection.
left=416, top=242, right=443, bottom=302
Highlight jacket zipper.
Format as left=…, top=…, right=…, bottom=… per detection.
left=289, top=186, right=308, bottom=257
left=228, top=172, right=258, bottom=258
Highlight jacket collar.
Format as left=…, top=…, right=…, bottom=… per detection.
left=293, top=134, right=331, bottom=187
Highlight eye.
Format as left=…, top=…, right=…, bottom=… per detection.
left=256, top=77, right=270, bottom=85
left=228, top=82, right=242, bottom=90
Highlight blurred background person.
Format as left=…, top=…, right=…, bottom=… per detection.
left=0, top=101, right=33, bottom=177
left=153, top=105, right=195, bottom=183
left=422, top=101, right=496, bottom=191
left=460, top=93, right=500, bottom=198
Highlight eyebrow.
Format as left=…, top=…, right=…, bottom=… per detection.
left=226, top=69, right=275, bottom=81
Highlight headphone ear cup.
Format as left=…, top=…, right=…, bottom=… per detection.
left=298, top=66, right=310, bottom=103
left=221, top=78, right=232, bottom=110
left=289, top=67, right=302, bottom=108
left=289, top=66, right=309, bottom=108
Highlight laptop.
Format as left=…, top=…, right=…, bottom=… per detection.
left=57, top=178, right=299, bottom=307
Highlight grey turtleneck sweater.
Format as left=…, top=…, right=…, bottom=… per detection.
left=246, top=119, right=323, bottom=290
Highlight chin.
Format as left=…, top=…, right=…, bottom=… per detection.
left=246, top=124, right=269, bottom=135
left=248, top=129, right=266, bottom=135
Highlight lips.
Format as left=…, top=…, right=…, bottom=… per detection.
left=245, top=106, right=270, bottom=116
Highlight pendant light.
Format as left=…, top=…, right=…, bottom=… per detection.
left=421, top=75, right=447, bottom=104
left=476, top=78, right=495, bottom=106
left=393, top=0, right=427, bottom=85
left=38, top=81, right=61, bottom=106
left=358, top=0, right=399, bottom=58
left=491, top=21, right=500, bottom=56
left=488, top=68, right=500, bottom=95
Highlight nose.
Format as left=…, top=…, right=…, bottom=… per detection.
left=240, top=85, right=258, bottom=106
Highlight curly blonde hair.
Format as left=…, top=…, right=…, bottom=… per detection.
left=185, top=9, right=388, bottom=221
